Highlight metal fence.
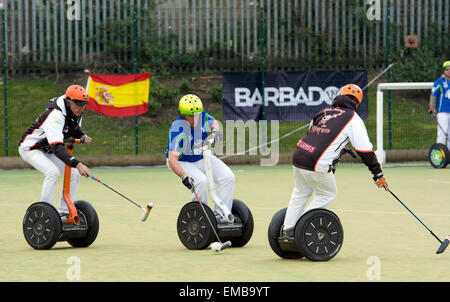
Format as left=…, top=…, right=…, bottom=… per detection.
left=2, top=0, right=449, bottom=72
left=0, top=0, right=448, bottom=159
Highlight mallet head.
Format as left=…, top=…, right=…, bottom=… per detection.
left=210, top=241, right=232, bottom=252
left=221, top=240, right=232, bottom=250
left=436, top=236, right=450, bottom=254
left=140, top=202, right=153, bottom=222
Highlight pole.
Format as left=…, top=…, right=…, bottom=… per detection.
left=132, top=4, right=138, bottom=155
left=2, top=0, right=7, bottom=156
left=260, top=1, right=265, bottom=122
left=387, top=3, right=392, bottom=150
left=259, top=0, right=267, bottom=153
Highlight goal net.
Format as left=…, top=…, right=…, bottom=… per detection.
left=375, top=82, right=435, bottom=165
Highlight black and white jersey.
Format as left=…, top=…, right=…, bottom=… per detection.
left=293, top=95, right=383, bottom=179
left=19, top=96, right=84, bottom=167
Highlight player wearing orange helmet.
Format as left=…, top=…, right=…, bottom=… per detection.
left=18, top=85, right=92, bottom=217
left=281, top=83, right=387, bottom=237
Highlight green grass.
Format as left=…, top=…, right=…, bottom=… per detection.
left=0, top=77, right=435, bottom=157
left=1, top=164, right=449, bottom=282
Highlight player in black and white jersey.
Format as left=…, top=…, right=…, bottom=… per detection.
left=18, top=85, right=92, bottom=216
left=282, top=84, right=388, bottom=236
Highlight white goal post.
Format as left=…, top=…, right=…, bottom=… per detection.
left=375, top=82, right=434, bottom=165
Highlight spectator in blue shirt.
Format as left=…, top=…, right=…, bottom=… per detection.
left=429, top=61, right=450, bottom=148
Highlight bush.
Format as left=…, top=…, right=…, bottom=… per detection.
left=178, top=79, right=192, bottom=93
left=208, top=86, right=222, bottom=103
left=392, top=25, right=448, bottom=85
left=146, top=77, right=179, bottom=115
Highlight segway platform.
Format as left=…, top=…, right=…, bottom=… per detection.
left=23, top=200, right=99, bottom=250
left=177, top=199, right=253, bottom=250
left=268, top=208, right=343, bottom=261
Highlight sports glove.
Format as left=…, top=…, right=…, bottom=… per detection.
left=428, top=108, right=435, bottom=115
left=374, top=176, right=388, bottom=191
left=181, top=174, right=195, bottom=190
left=211, top=129, right=223, bottom=143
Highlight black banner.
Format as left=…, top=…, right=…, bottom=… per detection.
left=223, top=71, right=368, bottom=121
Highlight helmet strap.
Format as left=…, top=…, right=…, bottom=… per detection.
left=347, top=95, right=360, bottom=108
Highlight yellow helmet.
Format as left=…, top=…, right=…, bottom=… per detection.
left=178, top=94, right=203, bottom=115
left=443, top=61, right=450, bottom=69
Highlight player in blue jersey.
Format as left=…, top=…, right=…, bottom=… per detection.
left=166, top=94, right=234, bottom=221
left=429, top=61, right=450, bottom=149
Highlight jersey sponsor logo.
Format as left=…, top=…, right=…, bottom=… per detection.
left=297, top=140, right=316, bottom=154
left=310, top=125, right=331, bottom=134
left=234, top=86, right=340, bottom=107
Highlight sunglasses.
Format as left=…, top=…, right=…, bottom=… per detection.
left=72, top=100, right=88, bottom=106
left=445, top=68, right=450, bottom=71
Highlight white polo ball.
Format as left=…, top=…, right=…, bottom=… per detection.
left=210, top=242, right=221, bottom=252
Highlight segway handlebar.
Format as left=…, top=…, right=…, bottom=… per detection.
left=63, top=138, right=84, bottom=144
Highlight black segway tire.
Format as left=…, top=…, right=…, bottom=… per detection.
left=23, top=202, right=62, bottom=250
left=177, top=201, right=217, bottom=250
left=229, top=199, right=254, bottom=248
left=267, top=208, right=304, bottom=259
left=67, top=200, right=99, bottom=248
left=428, top=143, right=449, bottom=169
left=295, top=209, right=343, bottom=261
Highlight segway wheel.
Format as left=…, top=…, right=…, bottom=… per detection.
left=177, top=201, right=217, bottom=250
left=229, top=199, right=254, bottom=247
left=428, top=143, right=449, bottom=169
left=267, top=208, right=304, bottom=259
left=67, top=200, right=99, bottom=248
left=23, top=202, right=62, bottom=250
left=295, top=209, right=343, bottom=261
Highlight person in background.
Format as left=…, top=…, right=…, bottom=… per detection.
left=429, top=60, right=450, bottom=149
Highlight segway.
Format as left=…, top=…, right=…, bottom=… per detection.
left=268, top=208, right=343, bottom=261
left=23, top=138, right=99, bottom=250
left=177, top=139, right=254, bottom=250
left=428, top=111, right=450, bottom=168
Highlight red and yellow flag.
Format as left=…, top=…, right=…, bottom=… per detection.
left=85, top=72, right=150, bottom=116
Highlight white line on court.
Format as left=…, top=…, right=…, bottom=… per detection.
left=427, top=179, right=450, bottom=185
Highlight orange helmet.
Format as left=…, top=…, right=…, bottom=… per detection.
left=340, top=84, right=363, bottom=107
left=65, top=85, right=89, bottom=104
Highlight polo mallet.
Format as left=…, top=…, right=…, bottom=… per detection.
left=90, top=174, right=153, bottom=221
left=388, top=189, right=449, bottom=254
left=429, top=111, right=450, bottom=146
left=191, top=187, right=232, bottom=252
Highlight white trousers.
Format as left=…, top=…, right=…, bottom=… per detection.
left=436, top=112, right=450, bottom=149
left=283, top=166, right=338, bottom=231
left=174, top=155, right=235, bottom=216
left=19, top=148, right=80, bottom=214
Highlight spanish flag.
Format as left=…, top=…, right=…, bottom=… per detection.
left=85, top=72, right=150, bottom=116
